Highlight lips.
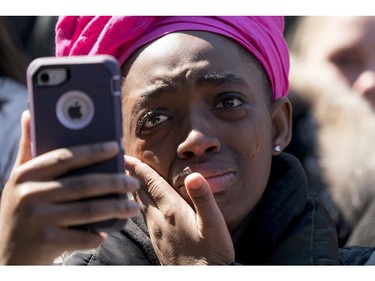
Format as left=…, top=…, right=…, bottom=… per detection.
left=174, top=166, right=236, bottom=194
left=202, top=171, right=236, bottom=193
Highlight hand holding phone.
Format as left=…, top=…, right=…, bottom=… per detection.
left=26, top=55, right=128, bottom=232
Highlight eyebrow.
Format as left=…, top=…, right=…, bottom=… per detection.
left=130, top=72, right=249, bottom=117
left=198, top=72, right=249, bottom=87
left=130, top=82, right=176, bottom=117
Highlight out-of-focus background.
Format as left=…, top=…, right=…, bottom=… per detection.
left=4, top=16, right=58, bottom=61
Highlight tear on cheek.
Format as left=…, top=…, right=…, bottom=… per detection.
left=248, top=122, right=261, bottom=159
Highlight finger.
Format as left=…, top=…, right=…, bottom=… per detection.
left=18, top=141, right=120, bottom=181
left=12, top=110, right=32, bottom=168
left=59, top=174, right=140, bottom=201
left=184, top=173, right=226, bottom=229
left=50, top=197, right=141, bottom=227
left=20, top=192, right=140, bottom=228
left=125, top=155, right=165, bottom=215
left=125, top=155, right=179, bottom=208
left=21, top=174, right=140, bottom=203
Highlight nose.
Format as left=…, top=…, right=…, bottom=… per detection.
left=352, top=69, right=375, bottom=109
left=177, top=126, right=221, bottom=159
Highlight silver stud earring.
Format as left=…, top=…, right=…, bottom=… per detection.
left=274, top=145, right=281, bottom=153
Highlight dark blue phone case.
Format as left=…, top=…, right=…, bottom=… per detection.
left=27, top=55, right=127, bottom=232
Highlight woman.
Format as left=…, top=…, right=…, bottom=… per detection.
left=0, top=16, right=341, bottom=265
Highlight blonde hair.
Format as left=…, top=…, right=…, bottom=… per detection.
left=286, top=16, right=329, bottom=59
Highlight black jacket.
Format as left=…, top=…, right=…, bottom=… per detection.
left=63, top=153, right=340, bottom=265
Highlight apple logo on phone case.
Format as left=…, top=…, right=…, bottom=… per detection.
left=56, top=90, right=94, bottom=130
left=68, top=101, right=83, bottom=119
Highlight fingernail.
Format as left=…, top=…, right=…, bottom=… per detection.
left=126, top=176, right=140, bottom=191
left=185, top=173, right=203, bottom=190
left=103, top=141, right=118, bottom=151
left=126, top=176, right=139, bottom=186
left=126, top=200, right=141, bottom=213
left=90, top=141, right=118, bottom=154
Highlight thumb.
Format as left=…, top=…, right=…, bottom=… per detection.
left=184, top=173, right=225, bottom=228
left=12, top=110, right=32, bottom=168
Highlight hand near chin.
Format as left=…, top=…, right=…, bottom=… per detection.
left=125, top=155, right=235, bottom=265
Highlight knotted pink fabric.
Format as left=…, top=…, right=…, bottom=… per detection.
left=55, top=16, right=289, bottom=100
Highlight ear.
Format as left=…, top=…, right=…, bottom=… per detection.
left=271, top=97, right=292, bottom=156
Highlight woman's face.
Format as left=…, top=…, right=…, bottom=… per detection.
left=121, top=31, right=281, bottom=230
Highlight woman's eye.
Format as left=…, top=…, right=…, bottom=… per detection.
left=216, top=96, right=243, bottom=109
left=137, top=110, right=170, bottom=131
left=144, top=114, right=169, bottom=128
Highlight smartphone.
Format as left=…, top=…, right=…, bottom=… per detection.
left=27, top=55, right=127, bottom=232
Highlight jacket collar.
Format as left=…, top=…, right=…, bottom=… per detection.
left=231, top=153, right=308, bottom=263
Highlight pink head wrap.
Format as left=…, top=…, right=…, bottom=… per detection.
left=55, top=16, right=289, bottom=100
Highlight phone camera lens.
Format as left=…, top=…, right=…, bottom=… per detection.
left=40, top=72, right=50, bottom=83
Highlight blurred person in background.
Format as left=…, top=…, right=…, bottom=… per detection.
left=0, top=16, right=57, bottom=196
left=285, top=16, right=375, bottom=249
left=6, top=16, right=57, bottom=60
left=0, top=17, right=28, bottom=193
